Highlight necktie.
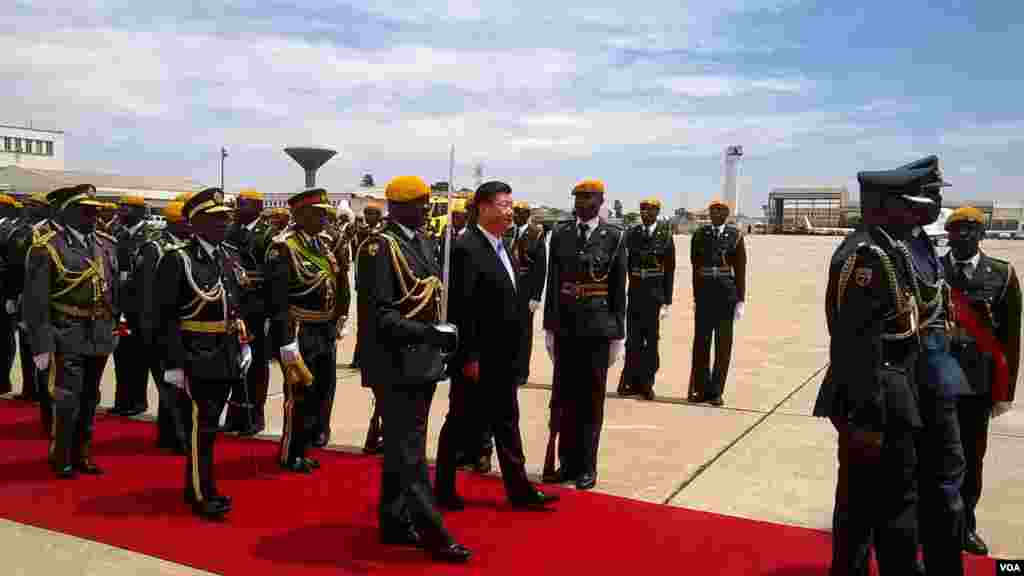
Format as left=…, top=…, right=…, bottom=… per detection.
left=955, top=261, right=969, bottom=283
left=578, top=223, right=589, bottom=246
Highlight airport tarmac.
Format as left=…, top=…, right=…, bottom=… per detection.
left=4, top=234, right=1023, bottom=573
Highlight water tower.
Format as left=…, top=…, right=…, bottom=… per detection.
left=284, top=147, right=337, bottom=188
left=723, top=145, right=743, bottom=218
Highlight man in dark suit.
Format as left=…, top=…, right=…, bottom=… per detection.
left=359, top=176, right=471, bottom=563
left=943, top=205, right=1021, bottom=556
left=543, top=179, right=627, bottom=490
left=434, top=181, right=558, bottom=512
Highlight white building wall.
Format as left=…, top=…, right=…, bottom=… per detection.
left=0, top=126, right=65, bottom=170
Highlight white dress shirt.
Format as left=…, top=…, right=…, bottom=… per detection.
left=478, top=225, right=516, bottom=289
left=950, top=252, right=981, bottom=279
left=576, top=216, right=600, bottom=241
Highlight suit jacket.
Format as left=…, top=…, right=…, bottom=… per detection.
left=452, top=225, right=523, bottom=381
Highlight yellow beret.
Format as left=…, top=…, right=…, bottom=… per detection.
left=512, top=200, right=530, bottom=210
left=450, top=199, right=467, bottom=214
left=945, top=206, right=986, bottom=230
left=174, top=192, right=195, bottom=202
left=163, top=201, right=185, bottom=222
left=121, top=194, right=147, bottom=207
left=708, top=198, right=730, bottom=211
left=238, top=188, right=264, bottom=201
left=0, top=194, right=16, bottom=206
left=572, top=179, right=605, bottom=195
left=640, top=197, right=662, bottom=209
left=25, top=192, right=49, bottom=206
left=385, top=176, right=430, bottom=203
left=13, top=201, right=23, bottom=209
left=272, top=207, right=290, bottom=216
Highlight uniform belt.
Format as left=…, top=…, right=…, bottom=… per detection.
left=180, top=320, right=232, bottom=334
left=290, top=306, right=334, bottom=324
left=630, top=269, right=664, bottom=279
left=699, top=266, right=733, bottom=278
left=51, top=302, right=112, bottom=320
left=560, top=282, right=608, bottom=300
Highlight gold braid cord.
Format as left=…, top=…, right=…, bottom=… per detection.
left=33, top=231, right=109, bottom=313
left=173, top=248, right=227, bottom=321
left=379, top=232, right=442, bottom=320
left=280, top=235, right=336, bottom=323
left=836, top=244, right=915, bottom=338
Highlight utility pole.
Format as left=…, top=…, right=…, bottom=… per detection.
left=220, top=147, right=228, bottom=190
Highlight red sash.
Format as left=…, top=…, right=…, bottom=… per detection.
left=950, top=287, right=1010, bottom=402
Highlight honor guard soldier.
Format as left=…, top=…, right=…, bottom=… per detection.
left=543, top=179, right=627, bottom=490
left=355, top=211, right=386, bottom=454
left=688, top=199, right=746, bottom=406
left=5, top=193, right=52, bottom=407
left=360, top=176, right=471, bottom=563
left=943, top=206, right=1020, bottom=556
left=0, top=194, right=21, bottom=394
left=812, top=170, right=926, bottom=575
left=155, top=188, right=250, bottom=520
left=436, top=198, right=468, bottom=268
left=266, top=187, right=347, bottom=471
left=618, top=197, right=676, bottom=400
left=223, top=189, right=273, bottom=437
left=136, top=200, right=192, bottom=453
left=505, top=200, right=547, bottom=387
left=350, top=201, right=384, bottom=369
left=111, top=194, right=155, bottom=417
left=23, top=184, right=119, bottom=479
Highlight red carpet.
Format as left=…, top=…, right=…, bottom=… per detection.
left=0, top=399, right=995, bottom=575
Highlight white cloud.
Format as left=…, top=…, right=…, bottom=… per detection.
left=658, top=75, right=809, bottom=98
left=939, top=122, right=1024, bottom=149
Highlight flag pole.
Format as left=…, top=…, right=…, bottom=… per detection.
left=440, top=144, right=455, bottom=323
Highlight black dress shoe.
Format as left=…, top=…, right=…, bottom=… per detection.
left=473, top=455, right=492, bottom=474
left=75, top=459, right=103, bottom=475
left=575, top=472, right=597, bottom=490
left=192, top=500, right=228, bottom=520
left=435, top=493, right=465, bottom=511
left=641, top=389, right=656, bottom=401
left=304, top=457, right=321, bottom=469
left=541, top=468, right=560, bottom=484
left=964, top=530, right=989, bottom=555
left=554, top=467, right=577, bottom=484
left=617, top=385, right=638, bottom=397
left=237, top=424, right=264, bottom=437
left=510, top=489, right=560, bottom=510
left=380, top=525, right=422, bottom=547
left=312, top=433, right=328, bottom=448
left=687, top=394, right=704, bottom=403
left=430, top=543, right=472, bottom=563
left=108, top=406, right=130, bottom=416
left=54, top=465, right=77, bottom=480
left=706, top=396, right=724, bottom=407
left=282, top=458, right=313, bottom=474
left=121, top=407, right=146, bottom=417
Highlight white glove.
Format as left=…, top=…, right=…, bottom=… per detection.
left=660, top=306, right=670, bottom=320
left=264, top=318, right=271, bottom=336
left=280, top=341, right=299, bottom=363
left=4, top=300, right=15, bottom=314
left=544, top=331, right=555, bottom=361
left=734, top=301, right=745, bottom=321
left=164, top=369, right=186, bottom=390
left=528, top=300, right=541, bottom=313
left=32, top=353, right=49, bottom=371
left=609, top=339, right=625, bottom=367
left=992, top=401, right=1013, bottom=418
left=239, top=344, right=253, bottom=374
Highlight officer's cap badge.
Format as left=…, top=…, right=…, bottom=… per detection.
left=854, top=267, right=872, bottom=287
left=213, top=190, right=224, bottom=203
left=367, top=243, right=378, bottom=256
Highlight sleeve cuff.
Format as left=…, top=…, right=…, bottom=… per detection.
left=164, top=369, right=185, bottom=385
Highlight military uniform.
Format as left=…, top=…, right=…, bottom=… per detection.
left=355, top=222, right=386, bottom=454
left=0, top=197, right=22, bottom=394
left=504, top=205, right=547, bottom=386
left=543, top=180, right=627, bottom=490
left=942, top=206, right=1021, bottom=556
left=266, top=188, right=346, bottom=472
left=618, top=202, right=675, bottom=399
left=689, top=205, right=746, bottom=405
left=350, top=214, right=382, bottom=369
left=155, top=188, right=244, bottom=519
left=112, top=196, right=158, bottom=416
left=23, top=185, right=119, bottom=478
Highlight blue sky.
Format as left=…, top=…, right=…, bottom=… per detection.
left=3, top=0, right=1022, bottom=214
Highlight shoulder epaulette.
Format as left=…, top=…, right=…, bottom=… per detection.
left=270, top=230, right=295, bottom=245
left=95, top=229, right=116, bottom=243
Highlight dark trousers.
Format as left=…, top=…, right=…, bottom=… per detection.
left=829, top=418, right=920, bottom=576
left=690, top=297, right=735, bottom=400
left=185, top=378, right=231, bottom=503
left=957, top=395, right=991, bottom=534
left=112, top=313, right=149, bottom=411
left=619, top=296, right=661, bottom=394
left=309, top=343, right=338, bottom=443
left=379, top=381, right=452, bottom=548
left=554, top=335, right=610, bottom=477
left=917, top=392, right=966, bottom=575
left=17, top=328, right=40, bottom=400
left=0, top=312, right=15, bottom=394
left=49, top=352, right=108, bottom=471
left=515, top=310, right=535, bottom=385
left=226, top=313, right=270, bottom=432
left=436, top=372, right=531, bottom=499
left=151, top=359, right=188, bottom=451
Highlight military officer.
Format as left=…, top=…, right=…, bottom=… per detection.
left=505, top=200, right=547, bottom=387
left=136, top=200, right=192, bottom=453
left=355, top=211, right=386, bottom=455
left=436, top=198, right=468, bottom=268
left=812, top=168, right=927, bottom=575
left=943, top=206, right=1020, bottom=556
left=350, top=201, right=384, bottom=369
left=358, top=176, right=470, bottom=563
left=156, top=188, right=249, bottom=520
left=543, top=179, right=627, bottom=490
left=0, top=194, right=21, bottom=394
left=688, top=199, right=747, bottom=406
left=223, top=189, right=273, bottom=437
left=618, top=197, right=676, bottom=400
left=23, top=184, right=119, bottom=478
left=266, top=187, right=347, bottom=472
left=110, top=195, right=155, bottom=417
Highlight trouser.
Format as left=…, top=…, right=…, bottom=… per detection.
left=554, top=335, right=610, bottom=478
left=49, top=352, right=108, bottom=472
left=184, top=378, right=232, bottom=503
left=689, top=297, right=735, bottom=400
left=957, top=395, right=991, bottom=534
left=112, top=313, right=149, bottom=412
left=619, top=295, right=661, bottom=395
left=17, top=327, right=40, bottom=401
left=515, top=309, right=535, bottom=385
left=829, top=418, right=920, bottom=575
left=0, top=311, right=15, bottom=395
left=309, top=343, right=338, bottom=444
left=152, top=359, right=188, bottom=451
left=917, top=390, right=966, bottom=575
left=379, top=381, right=453, bottom=548
left=226, top=313, right=270, bottom=432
